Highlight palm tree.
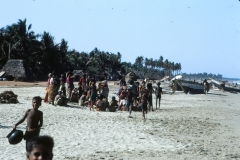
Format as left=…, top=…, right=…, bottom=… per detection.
left=157, top=56, right=164, bottom=71
left=134, top=56, right=144, bottom=70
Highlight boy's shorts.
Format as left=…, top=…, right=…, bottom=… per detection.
left=126, top=101, right=133, bottom=110
left=126, top=101, right=133, bottom=107
left=140, top=105, right=147, bottom=111
left=24, top=129, right=40, bottom=142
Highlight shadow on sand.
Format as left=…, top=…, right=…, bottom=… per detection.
left=0, top=125, right=12, bottom=129
left=207, top=93, right=228, bottom=96
left=61, top=103, right=86, bottom=109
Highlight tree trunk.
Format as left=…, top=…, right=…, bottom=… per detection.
left=8, top=43, right=11, bottom=60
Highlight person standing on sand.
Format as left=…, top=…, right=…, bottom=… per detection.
left=203, top=79, right=209, bottom=95
left=66, top=72, right=74, bottom=99
left=59, top=74, right=66, bottom=97
left=126, top=86, right=134, bottom=117
left=44, top=73, right=52, bottom=103
left=48, top=73, right=59, bottom=105
left=145, top=78, right=153, bottom=111
left=13, top=96, right=43, bottom=147
left=79, top=74, right=86, bottom=90
left=155, top=82, right=162, bottom=109
left=140, top=89, right=148, bottom=121
left=138, top=81, right=146, bottom=98
left=78, top=82, right=83, bottom=99
left=119, top=76, right=126, bottom=87
left=86, top=75, right=91, bottom=89
left=90, top=81, right=97, bottom=111
left=128, top=80, right=138, bottom=106
left=101, top=81, right=109, bottom=102
left=220, top=82, right=225, bottom=92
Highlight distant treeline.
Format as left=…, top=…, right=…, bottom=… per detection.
left=0, top=19, right=184, bottom=80
left=1, top=19, right=221, bottom=81
left=181, top=73, right=222, bottom=80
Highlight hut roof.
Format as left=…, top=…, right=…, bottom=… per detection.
left=0, top=59, right=34, bottom=82
left=125, top=71, right=137, bottom=83
left=104, top=71, right=111, bottom=76
left=73, top=70, right=84, bottom=76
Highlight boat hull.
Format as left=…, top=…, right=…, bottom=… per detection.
left=211, top=79, right=240, bottom=92
left=173, top=80, right=205, bottom=94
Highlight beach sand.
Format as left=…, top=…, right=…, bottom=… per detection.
left=0, top=81, right=240, bottom=159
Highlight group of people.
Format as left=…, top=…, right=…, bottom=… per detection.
left=44, top=72, right=112, bottom=111
left=116, top=78, right=163, bottom=120
left=11, top=75, right=163, bottom=158
left=44, top=71, right=163, bottom=119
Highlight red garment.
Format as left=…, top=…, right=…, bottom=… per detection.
left=80, top=78, right=86, bottom=83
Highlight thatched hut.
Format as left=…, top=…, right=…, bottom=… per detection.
left=0, top=59, right=34, bottom=81
left=125, top=71, right=137, bottom=83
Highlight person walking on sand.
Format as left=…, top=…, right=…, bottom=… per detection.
left=13, top=96, right=43, bottom=147
left=155, top=82, right=162, bottom=109
left=126, top=86, right=134, bottom=117
left=138, top=81, right=146, bottom=99
left=146, top=79, right=153, bottom=111
left=203, top=79, right=209, bottom=95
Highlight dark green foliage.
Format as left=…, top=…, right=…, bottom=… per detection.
left=0, top=19, right=182, bottom=80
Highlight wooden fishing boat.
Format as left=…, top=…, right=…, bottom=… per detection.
left=169, top=75, right=207, bottom=94
left=211, top=78, right=240, bottom=92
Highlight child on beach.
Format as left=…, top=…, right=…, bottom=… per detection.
left=140, top=89, right=148, bottom=121
left=118, top=98, right=127, bottom=111
left=13, top=96, right=43, bottom=146
left=126, top=86, right=134, bottom=117
left=109, top=96, right=118, bottom=107
left=79, top=91, right=87, bottom=106
left=70, top=88, right=79, bottom=103
left=155, top=82, right=162, bottom=109
left=108, top=96, right=118, bottom=112
left=26, top=135, right=54, bottom=160
left=96, top=94, right=107, bottom=111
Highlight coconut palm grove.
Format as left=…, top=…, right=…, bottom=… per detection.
left=0, top=19, right=222, bottom=81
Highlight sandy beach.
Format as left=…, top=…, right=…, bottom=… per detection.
left=0, top=81, right=240, bottom=159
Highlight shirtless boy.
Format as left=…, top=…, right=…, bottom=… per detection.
left=13, top=96, right=43, bottom=145
left=155, top=82, right=162, bottom=109
left=140, top=89, right=148, bottom=121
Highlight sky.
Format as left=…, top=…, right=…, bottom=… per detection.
left=1, top=0, right=240, bottom=78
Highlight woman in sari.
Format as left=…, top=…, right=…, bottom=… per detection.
left=48, top=73, right=59, bottom=105
left=44, top=73, right=52, bottom=102
left=66, top=72, right=74, bottom=99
